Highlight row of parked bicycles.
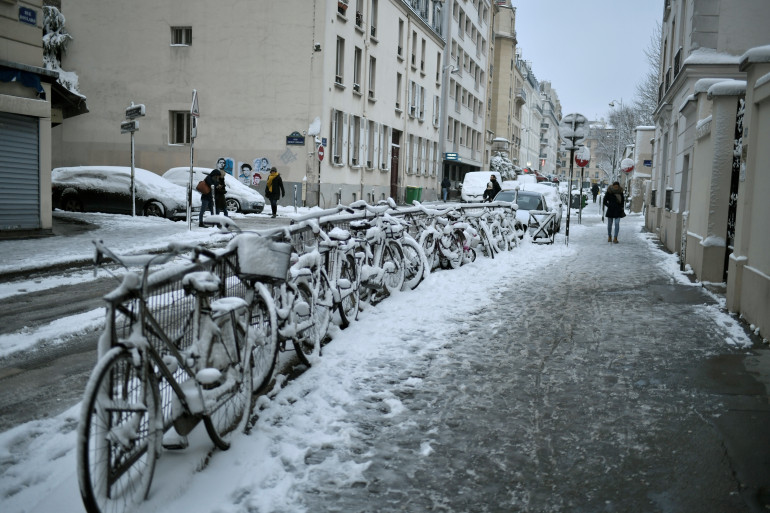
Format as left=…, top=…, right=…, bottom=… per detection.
left=76, top=198, right=524, bottom=513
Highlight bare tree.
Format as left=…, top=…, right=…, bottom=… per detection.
left=634, top=21, right=662, bottom=126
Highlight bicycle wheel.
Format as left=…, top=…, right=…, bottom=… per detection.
left=203, top=316, right=254, bottom=450
left=419, top=231, right=440, bottom=271
left=77, top=346, right=160, bottom=513
left=249, top=283, right=278, bottom=393
left=338, top=253, right=360, bottom=328
left=380, top=239, right=406, bottom=293
left=293, top=274, right=331, bottom=367
left=489, top=222, right=508, bottom=253
left=442, top=232, right=463, bottom=269
left=400, top=236, right=426, bottom=291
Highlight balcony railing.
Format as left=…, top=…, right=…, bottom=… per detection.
left=515, top=88, right=526, bottom=104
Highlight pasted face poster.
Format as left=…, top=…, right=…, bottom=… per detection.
left=252, top=157, right=270, bottom=187
left=237, top=161, right=253, bottom=186
left=216, top=157, right=235, bottom=176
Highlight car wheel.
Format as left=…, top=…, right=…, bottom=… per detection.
left=225, top=198, right=240, bottom=212
left=143, top=201, right=165, bottom=217
left=61, top=195, right=82, bottom=212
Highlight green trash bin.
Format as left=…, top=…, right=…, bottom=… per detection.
left=405, top=186, right=422, bottom=204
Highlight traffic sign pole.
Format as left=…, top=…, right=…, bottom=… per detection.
left=122, top=103, right=145, bottom=217
left=188, top=90, right=199, bottom=230
left=558, top=113, right=588, bottom=246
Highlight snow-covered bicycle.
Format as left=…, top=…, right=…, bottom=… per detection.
left=77, top=241, right=254, bottom=513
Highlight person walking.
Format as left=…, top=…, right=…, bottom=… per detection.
left=213, top=169, right=228, bottom=217
left=198, top=164, right=221, bottom=227
left=603, top=181, right=626, bottom=243
left=265, top=166, right=285, bottom=218
left=441, top=176, right=451, bottom=202
left=591, top=182, right=600, bottom=203
left=489, top=174, right=501, bottom=198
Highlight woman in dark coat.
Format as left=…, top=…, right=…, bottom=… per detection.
left=602, top=181, right=626, bottom=243
left=265, top=166, right=285, bottom=218
left=213, top=170, right=228, bottom=217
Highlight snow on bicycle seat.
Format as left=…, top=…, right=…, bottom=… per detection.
left=211, top=296, right=248, bottom=315
left=328, top=226, right=352, bottom=241
left=182, top=271, right=220, bottom=293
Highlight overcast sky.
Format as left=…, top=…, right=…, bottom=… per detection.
left=512, top=0, right=662, bottom=122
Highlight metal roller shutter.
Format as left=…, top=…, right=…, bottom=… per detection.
left=0, top=112, right=40, bottom=230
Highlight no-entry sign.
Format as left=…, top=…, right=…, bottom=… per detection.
left=318, top=145, right=325, bottom=161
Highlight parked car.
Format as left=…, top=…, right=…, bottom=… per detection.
left=494, top=187, right=562, bottom=235
left=163, top=167, right=265, bottom=214
left=460, top=170, right=502, bottom=202
left=52, top=166, right=198, bottom=220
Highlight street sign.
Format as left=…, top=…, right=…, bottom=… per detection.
left=575, top=146, right=590, bottom=167
left=190, top=89, right=199, bottom=117
left=120, top=120, right=138, bottom=133
left=317, top=145, right=325, bottom=161
left=125, top=104, right=146, bottom=119
left=559, top=113, right=588, bottom=150
left=444, top=152, right=459, bottom=161
left=621, top=158, right=635, bottom=173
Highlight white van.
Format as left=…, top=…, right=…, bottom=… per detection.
left=460, top=171, right=501, bottom=202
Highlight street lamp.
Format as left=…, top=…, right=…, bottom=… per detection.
left=608, top=99, right=623, bottom=183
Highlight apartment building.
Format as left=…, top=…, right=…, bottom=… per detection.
left=538, top=81, right=561, bottom=177
left=51, top=0, right=446, bottom=207
left=649, top=0, right=769, bottom=255
left=650, top=0, right=770, bottom=337
left=0, top=0, right=85, bottom=236
left=438, top=0, right=492, bottom=188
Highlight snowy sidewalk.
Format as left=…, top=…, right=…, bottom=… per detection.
left=1, top=203, right=769, bottom=513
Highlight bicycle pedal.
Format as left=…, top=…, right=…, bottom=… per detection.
left=162, top=430, right=189, bottom=450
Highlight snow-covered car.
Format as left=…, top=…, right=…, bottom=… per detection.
left=460, top=171, right=502, bottom=202
left=51, top=166, right=198, bottom=220
left=494, top=187, right=562, bottom=235
left=163, top=167, right=265, bottom=214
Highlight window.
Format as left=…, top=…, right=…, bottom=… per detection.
left=370, top=0, right=378, bottom=38
left=170, top=111, right=191, bottom=144
left=418, top=85, right=425, bottom=120
left=398, top=19, right=404, bottom=58
left=420, top=39, right=426, bottom=73
left=396, top=73, right=403, bottom=110
left=353, top=47, right=362, bottom=93
left=335, top=37, right=345, bottom=84
left=367, top=120, right=377, bottom=168
left=171, top=27, right=192, bottom=46
left=379, top=124, right=391, bottom=170
left=368, top=56, right=376, bottom=99
left=350, top=115, right=362, bottom=166
left=331, top=109, right=346, bottom=164
left=433, top=94, right=440, bottom=127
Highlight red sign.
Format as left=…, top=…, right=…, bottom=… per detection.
left=621, top=158, right=634, bottom=173
left=318, top=145, right=325, bottom=162
left=575, top=146, right=590, bottom=167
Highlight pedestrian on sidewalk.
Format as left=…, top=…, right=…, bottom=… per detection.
left=441, top=176, right=451, bottom=202
left=213, top=169, right=228, bottom=218
left=198, top=159, right=224, bottom=227
left=591, top=182, right=600, bottom=203
left=603, top=181, right=625, bottom=243
left=265, top=166, right=285, bottom=218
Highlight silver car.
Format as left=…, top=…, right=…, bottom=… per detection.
left=163, top=167, right=265, bottom=214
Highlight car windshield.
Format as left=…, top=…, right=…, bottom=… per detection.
left=494, top=191, right=516, bottom=202
left=516, top=193, right=543, bottom=210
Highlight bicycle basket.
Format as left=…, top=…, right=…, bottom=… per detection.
left=235, top=234, right=291, bottom=281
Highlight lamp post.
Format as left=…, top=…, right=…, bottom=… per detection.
left=608, top=99, right=623, bottom=183
left=438, top=63, right=460, bottom=187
